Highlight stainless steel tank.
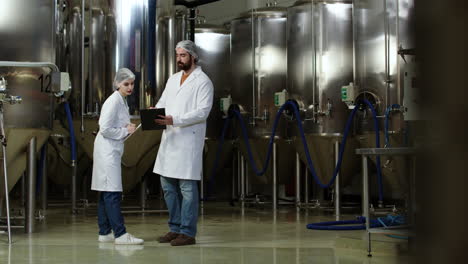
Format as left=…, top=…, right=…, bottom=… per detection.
left=288, top=0, right=353, bottom=134
left=105, top=0, right=157, bottom=114
left=287, top=1, right=359, bottom=190
left=230, top=7, right=294, bottom=193
left=353, top=0, right=415, bottom=117
left=155, top=7, right=187, bottom=100
left=195, top=24, right=231, bottom=139
left=0, top=0, right=58, bottom=128
left=230, top=7, right=288, bottom=138
left=195, top=24, right=233, bottom=198
left=0, top=0, right=58, bottom=196
left=353, top=0, right=415, bottom=199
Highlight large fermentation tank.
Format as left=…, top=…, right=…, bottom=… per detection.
left=156, top=7, right=187, bottom=99
left=353, top=0, right=415, bottom=199
left=353, top=0, right=414, bottom=118
left=195, top=24, right=233, bottom=198
left=105, top=0, right=157, bottom=113
left=195, top=24, right=231, bottom=139
left=287, top=1, right=358, bottom=189
left=0, top=0, right=57, bottom=196
left=231, top=7, right=289, bottom=138
left=288, top=0, right=353, bottom=134
left=230, top=7, right=293, bottom=192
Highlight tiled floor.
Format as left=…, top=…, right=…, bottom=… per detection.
left=0, top=202, right=410, bottom=263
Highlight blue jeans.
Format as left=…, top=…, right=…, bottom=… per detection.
left=160, top=176, right=199, bottom=237
left=98, top=192, right=126, bottom=238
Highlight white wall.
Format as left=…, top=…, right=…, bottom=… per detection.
left=197, top=0, right=297, bottom=25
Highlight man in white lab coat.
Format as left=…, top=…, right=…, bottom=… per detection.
left=153, top=40, right=214, bottom=246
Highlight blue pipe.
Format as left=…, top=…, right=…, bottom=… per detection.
left=64, top=102, right=77, bottom=161
left=306, top=216, right=381, bottom=230
left=209, top=100, right=384, bottom=199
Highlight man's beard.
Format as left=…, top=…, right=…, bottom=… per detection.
left=177, top=60, right=192, bottom=71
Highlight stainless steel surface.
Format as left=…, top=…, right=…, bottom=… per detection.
left=195, top=24, right=230, bottom=139
left=304, top=163, right=309, bottom=207
left=353, top=0, right=415, bottom=116
left=41, top=145, right=48, bottom=212
left=287, top=1, right=353, bottom=134
left=334, top=141, right=340, bottom=220
left=361, top=155, right=369, bottom=237
left=0, top=110, right=12, bottom=243
left=26, top=137, right=37, bottom=234
left=272, top=142, right=277, bottom=211
left=140, top=177, right=147, bottom=209
left=295, top=152, right=300, bottom=209
left=88, top=5, right=106, bottom=114
left=230, top=7, right=288, bottom=138
left=155, top=5, right=186, bottom=100
left=355, top=147, right=416, bottom=156
left=241, top=154, right=245, bottom=207
left=0, top=0, right=58, bottom=129
left=104, top=0, right=157, bottom=114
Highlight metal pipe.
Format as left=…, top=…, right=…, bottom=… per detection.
left=295, top=152, right=301, bottom=210
left=189, top=8, right=195, bottom=41
left=41, top=145, right=48, bottom=212
left=384, top=0, right=390, bottom=107
left=362, top=155, right=369, bottom=230
left=334, top=141, right=340, bottom=220
left=0, top=110, right=12, bottom=243
left=81, top=0, right=85, bottom=132
left=0, top=61, right=59, bottom=72
left=26, top=137, right=37, bottom=234
left=174, top=0, right=220, bottom=8
left=272, top=142, right=277, bottom=211
left=251, top=10, right=256, bottom=126
left=304, top=165, right=309, bottom=207
left=71, top=160, right=77, bottom=214
left=232, top=151, right=236, bottom=201
left=122, top=209, right=168, bottom=214
left=140, top=177, right=147, bottom=210
left=241, top=154, right=245, bottom=207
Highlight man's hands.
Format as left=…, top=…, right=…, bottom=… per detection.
left=126, top=123, right=136, bottom=134
left=155, top=115, right=173, bottom=126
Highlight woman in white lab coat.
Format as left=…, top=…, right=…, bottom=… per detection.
left=91, top=68, right=143, bottom=245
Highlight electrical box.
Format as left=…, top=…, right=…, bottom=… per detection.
left=274, top=89, right=288, bottom=107
left=220, top=95, right=232, bottom=115
left=341, top=82, right=357, bottom=109
left=60, top=72, right=71, bottom=93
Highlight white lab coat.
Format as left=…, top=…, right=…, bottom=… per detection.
left=153, top=66, right=214, bottom=180
left=91, top=91, right=130, bottom=192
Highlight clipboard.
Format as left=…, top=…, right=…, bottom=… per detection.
left=140, top=108, right=166, bottom=130
left=123, top=123, right=141, bottom=142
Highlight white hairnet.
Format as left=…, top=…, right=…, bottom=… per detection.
left=113, top=68, right=135, bottom=90
left=175, top=40, right=199, bottom=62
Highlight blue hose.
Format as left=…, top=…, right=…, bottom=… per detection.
left=64, top=102, right=77, bottom=161
left=209, top=100, right=384, bottom=198
left=306, top=216, right=381, bottom=230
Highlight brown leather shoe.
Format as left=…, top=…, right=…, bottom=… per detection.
left=157, top=232, right=179, bottom=243
left=170, top=234, right=196, bottom=246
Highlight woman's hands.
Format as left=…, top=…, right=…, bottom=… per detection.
left=126, top=123, right=136, bottom=134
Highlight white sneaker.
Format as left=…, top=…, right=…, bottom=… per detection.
left=98, top=233, right=115, bottom=243
left=114, top=233, right=144, bottom=245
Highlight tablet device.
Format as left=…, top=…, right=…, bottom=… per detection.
left=140, top=108, right=166, bottom=130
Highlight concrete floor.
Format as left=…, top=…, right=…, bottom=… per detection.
left=0, top=202, right=410, bottom=264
